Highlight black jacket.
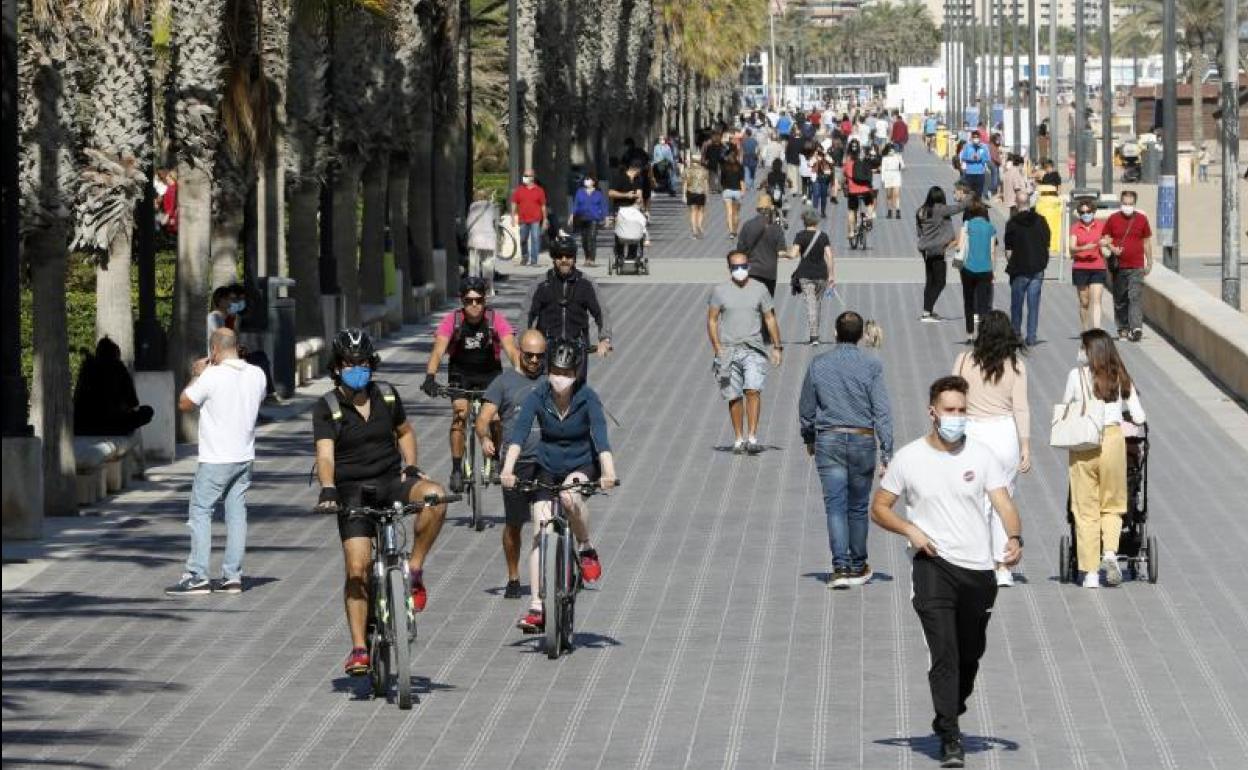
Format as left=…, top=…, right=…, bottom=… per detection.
left=524, top=268, right=612, bottom=343
left=1004, top=210, right=1052, bottom=276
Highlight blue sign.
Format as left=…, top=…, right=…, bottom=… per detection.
left=1157, top=174, right=1176, bottom=247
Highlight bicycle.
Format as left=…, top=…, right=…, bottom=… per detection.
left=495, top=217, right=519, bottom=261
left=848, top=211, right=871, bottom=251
left=436, top=385, right=491, bottom=532
left=345, top=490, right=460, bottom=709
left=514, top=477, right=620, bottom=659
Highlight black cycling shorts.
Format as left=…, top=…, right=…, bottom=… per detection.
left=533, top=464, right=600, bottom=503
left=847, top=192, right=874, bottom=211
left=448, top=367, right=501, bottom=394
left=336, top=475, right=420, bottom=541
left=502, top=460, right=539, bottom=527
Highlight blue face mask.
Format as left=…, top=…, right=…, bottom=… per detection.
left=228, top=300, right=245, bottom=314
left=937, top=415, right=968, bottom=443
left=341, top=366, right=372, bottom=391
left=1080, top=213, right=1095, bottom=224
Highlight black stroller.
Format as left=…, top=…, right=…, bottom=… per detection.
left=1059, top=424, right=1158, bottom=584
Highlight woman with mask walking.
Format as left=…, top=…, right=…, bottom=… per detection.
left=571, top=174, right=608, bottom=267
left=1069, top=199, right=1108, bottom=332
left=957, top=199, right=999, bottom=342
left=914, top=186, right=969, bottom=322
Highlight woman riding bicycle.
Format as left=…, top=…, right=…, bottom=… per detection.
left=499, top=340, right=618, bottom=633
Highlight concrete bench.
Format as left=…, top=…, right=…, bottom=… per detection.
left=295, top=336, right=324, bottom=386
left=361, top=303, right=389, bottom=340
left=72, top=433, right=144, bottom=506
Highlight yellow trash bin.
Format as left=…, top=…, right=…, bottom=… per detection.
left=909, top=115, right=922, bottom=135
left=1034, top=186, right=1062, bottom=255
left=936, top=128, right=949, bottom=159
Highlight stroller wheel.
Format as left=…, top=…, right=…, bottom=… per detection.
left=1058, top=535, right=1072, bottom=584
left=1146, top=535, right=1159, bottom=584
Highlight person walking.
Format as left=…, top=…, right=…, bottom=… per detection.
left=800, top=311, right=893, bottom=589
left=570, top=173, right=608, bottom=267
left=1102, top=190, right=1154, bottom=342
left=871, top=375, right=1024, bottom=768
left=741, top=128, right=760, bottom=189
left=953, top=310, right=1031, bottom=587
left=958, top=134, right=990, bottom=197
left=736, top=196, right=790, bottom=297
left=999, top=155, right=1030, bottom=216
left=915, top=185, right=969, bottom=322
left=166, top=328, right=268, bottom=595
left=465, top=188, right=499, bottom=295
left=810, top=149, right=835, bottom=218
left=1063, top=330, right=1147, bottom=588
left=708, top=250, right=784, bottom=455
left=879, top=144, right=905, bottom=219
left=720, top=148, right=747, bottom=239
left=1069, top=199, right=1108, bottom=331
left=957, top=198, right=999, bottom=342
left=784, top=127, right=803, bottom=200
left=889, top=111, right=909, bottom=150
left=510, top=169, right=548, bottom=267
left=1003, top=191, right=1051, bottom=347
left=788, top=209, right=836, bottom=345
left=683, top=154, right=710, bottom=239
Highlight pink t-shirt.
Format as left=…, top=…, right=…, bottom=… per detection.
left=435, top=309, right=515, bottom=339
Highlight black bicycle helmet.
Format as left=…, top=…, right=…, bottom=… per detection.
left=549, top=234, right=578, bottom=259
left=549, top=338, right=583, bottom=371
left=459, top=276, right=488, bottom=297
left=331, top=327, right=379, bottom=368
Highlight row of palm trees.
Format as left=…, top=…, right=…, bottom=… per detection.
left=10, top=0, right=767, bottom=513
left=777, top=2, right=942, bottom=83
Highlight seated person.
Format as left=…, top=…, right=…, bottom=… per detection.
left=613, top=199, right=649, bottom=261
left=73, top=336, right=154, bottom=436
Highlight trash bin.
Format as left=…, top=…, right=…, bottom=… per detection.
left=936, top=126, right=949, bottom=159
left=1034, top=187, right=1063, bottom=255
left=243, top=276, right=297, bottom=398
left=1141, top=142, right=1160, bottom=184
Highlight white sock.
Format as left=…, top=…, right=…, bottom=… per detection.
left=748, top=435, right=757, bottom=444
left=1102, top=550, right=1116, bottom=560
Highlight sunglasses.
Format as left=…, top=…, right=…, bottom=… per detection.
left=554, top=254, right=575, bottom=262
left=462, top=296, right=485, bottom=305
left=521, top=351, right=545, bottom=361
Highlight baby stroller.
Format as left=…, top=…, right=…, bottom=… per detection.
left=1059, top=424, right=1157, bottom=584
left=610, top=236, right=648, bottom=275
left=1120, top=140, right=1142, bottom=183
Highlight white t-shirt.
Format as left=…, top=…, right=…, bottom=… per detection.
left=183, top=358, right=267, bottom=464
left=880, top=435, right=1009, bottom=571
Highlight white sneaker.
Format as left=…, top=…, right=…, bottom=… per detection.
left=1082, top=572, right=1101, bottom=589
left=995, top=567, right=1015, bottom=587
left=1102, top=553, right=1122, bottom=586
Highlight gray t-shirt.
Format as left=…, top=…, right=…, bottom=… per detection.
left=483, top=368, right=542, bottom=460
left=736, top=214, right=788, bottom=280
left=709, top=280, right=774, bottom=350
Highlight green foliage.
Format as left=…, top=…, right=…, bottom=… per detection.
left=474, top=171, right=510, bottom=203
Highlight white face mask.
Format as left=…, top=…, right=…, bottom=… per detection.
left=522, top=176, right=533, bottom=185
left=1120, top=205, right=1134, bottom=216
left=731, top=266, right=750, bottom=282
left=549, top=374, right=576, bottom=393
left=583, top=179, right=594, bottom=189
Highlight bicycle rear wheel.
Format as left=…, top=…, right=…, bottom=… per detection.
left=468, top=434, right=484, bottom=531
left=542, top=529, right=562, bottom=659
left=388, top=568, right=413, bottom=709
left=497, top=224, right=518, bottom=261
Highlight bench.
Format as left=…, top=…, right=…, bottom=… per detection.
left=361, top=303, right=390, bottom=340
left=295, top=336, right=325, bottom=386
left=73, top=433, right=144, bottom=506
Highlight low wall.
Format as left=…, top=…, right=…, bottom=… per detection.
left=2, top=436, right=44, bottom=540
left=1143, top=264, right=1248, bottom=404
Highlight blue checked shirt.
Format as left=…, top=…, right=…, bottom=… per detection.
left=798, top=343, right=894, bottom=460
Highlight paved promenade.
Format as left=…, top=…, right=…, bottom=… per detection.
left=4, top=146, right=1248, bottom=769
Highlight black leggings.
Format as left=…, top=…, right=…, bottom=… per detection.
left=922, top=252, right=946, bottom=313
left=960, top=271, right=994, bottom=334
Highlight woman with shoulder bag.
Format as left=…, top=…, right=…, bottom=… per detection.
left=1062, top=330, right=1146, bottom=588
left=914, top=185, right=968, bottom=322
left=788, top=209, right=836, bottom=345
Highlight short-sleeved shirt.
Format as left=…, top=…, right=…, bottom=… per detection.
left=1103, top=212, right=1152, bottom=270
left=1070, top=219, right=1107, bottom=270
left=963, top=217, right=996, bottom=274
left=880, top=436, right=1009, bottom=571
left=709, top=280, right=774, bottom=350
left=736, top=215, right=788, bottom=280
left=719, top=163, right=744, bottom=191
left=184, top=358, right=267, bottom=463
left=924, top=117, right=938, bottom=134
left=484, top=369, right=542, bottom=461
left=609, top=170, right=643, bottom=212
left=792, top=230, right=831, bottom=281
left=312, top=383, right=408, bottom=484
left=510, top=184, right=546, bottom=224
left=435, top=310, right=515, bottom=373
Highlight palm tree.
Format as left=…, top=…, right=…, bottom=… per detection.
left=18, top=0, right=79, bottom=514
left=74, top=0, right=154, bottom=366
left=395, top=0, right=434, bottom=291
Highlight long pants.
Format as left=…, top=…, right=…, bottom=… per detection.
left=467, top=248, right=496, bottom=293
left=185, top=460, right=253, bottom=581
left=1009, top=270, right=1044, bottom=345
left=576, top=220, right=600, bottom=263
left=812, top=177, right=830, bottom=215
left=815, top=431, right=876, bottom=571
left=960, top=270, right=993, bottom=334
left=1068, top=424, right=1128, bottom=573
left=743, top=163, right=756, bottom=189
left=911, top=553, right=998, bottom=740
left=962, top=173, right=985, bottom=197
left=922, top=252, right=947, bottom=313
left=1110, top=267, right=1144, bottom=333
left=966, top=415, right=1020, bottom=564
left=519, top=221, right=542, bottom=266
left=786, top=164, right=800, bottom=197
left=799, top=279, right=828, bottom=339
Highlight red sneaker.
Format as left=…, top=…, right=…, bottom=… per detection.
left=579, top=549, right=602, bottom=583
left=517, top=609, right=544, bottom=633
left=410, top=574, right=427, bottom=613
left=344, top=647, right=370, bottom=676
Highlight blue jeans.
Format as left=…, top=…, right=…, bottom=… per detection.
left=519, top=221, right=542, bottom=265
left=812, top=176, right=830, bottom=214
left=1009, top=271, right=1044, bottom=345
left=744, top=163, right=756, bottom=189
left=815, top=432, right=877, bottom=571
left=185, top=461, right=253, bottom=580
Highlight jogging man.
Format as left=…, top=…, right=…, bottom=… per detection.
left=313, top=329, right=450, bottom=676
left=708, top=250, right=783, bottom=455
left=523, top=234, right=613, bottom=380
left=477, top=330, right=547, bottom=599
left=421, top=277, right=521, bottom=493
left=871, top=375, right=1023, bottom=768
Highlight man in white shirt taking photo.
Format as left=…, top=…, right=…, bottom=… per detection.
left=871, top=375, right=1023, bottom=769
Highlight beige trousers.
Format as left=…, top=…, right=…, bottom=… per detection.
left=1068, top=424, right=1128, bottom=572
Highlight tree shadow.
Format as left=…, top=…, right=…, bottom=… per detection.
left=0, top=758, right=110, bottom=768
left=2, top=592, right=195, bottom=622
left=875, top=734, right=1020, bottom=760
left=1, top=728, right=131, bottom=748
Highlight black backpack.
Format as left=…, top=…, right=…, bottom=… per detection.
left=851, top=158, right=873, bottom=186
left=321, top=382, right=400, bottom=442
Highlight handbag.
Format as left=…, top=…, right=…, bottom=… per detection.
left=1104, top=213, right=1136, bottom=272
left=790, top=231, right=824, bottom=295
left=1049, top=368, right=1105, bottom=451
left=952, top=223, right=968, bottom=270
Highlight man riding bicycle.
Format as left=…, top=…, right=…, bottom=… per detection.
left=843, top=138, right=876, bottom=243
left=312, top=328, right=449, bottom=676
left=421, top=276, right=521, bottom=493
left=499, top=340, right=618, bottom=633
left=523, top=234, right=613, bottom=380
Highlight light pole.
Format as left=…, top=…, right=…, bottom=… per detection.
left=1074, top=0, right=1087, bottom=187
left=1100, top=0, right=1113, bottom=193
left=507, top=0, right=519, bottom=191
left=1027, top=0, right=1037, bottom=161
left=1012, top=0, right=1021, bottom=152
left=1048, top=0, right=1058, bottom=163
left=1221, top=0, right=1240, bottom=308
left=1161, top=0, right=1179, bottom=270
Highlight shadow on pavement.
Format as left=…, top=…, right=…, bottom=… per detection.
left=875, top=733, right=1020, bottom=759
left=330, top=675, right=454, bottom=702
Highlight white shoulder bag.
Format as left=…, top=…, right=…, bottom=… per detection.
left=1049, top=368, right=1104, bottom=451
left=952, top=223, right=969, bottom=270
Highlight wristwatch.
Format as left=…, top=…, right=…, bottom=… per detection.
left=1008, top=534, right=1024, bottom=547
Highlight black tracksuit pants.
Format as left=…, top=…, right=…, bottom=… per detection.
left=911, top=553, right=998, bottom=739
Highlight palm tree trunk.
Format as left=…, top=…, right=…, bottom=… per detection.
left=1190, top=45, right=1204, bottom=159
left=210, top=190, right=245, bottom=289
left=359, top=154, right=387, bottom=306
left=28, top=231, right=76, bottom=515
left=388, top=154, right=410, bottom=288
left=409, top=130, right=434, bottom=287
left=172, top=164, right=212, bottom=438
left=287, top=181, right=322, bottom=338
left=95, top=231, right=134, bottom=362
left=333, top=158, right=362, bottom=326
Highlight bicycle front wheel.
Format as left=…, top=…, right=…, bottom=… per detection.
left=388, top=568, right=413, bottom=709
left=542, top=529, right=562, bottom=659
left=497, top=225, right=518, bottom=261
left=468, top=435, right=484, bottom=531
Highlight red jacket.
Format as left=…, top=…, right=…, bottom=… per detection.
left=890, top=120, right=909, bottom=146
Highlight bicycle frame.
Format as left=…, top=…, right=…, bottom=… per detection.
left=438, top=386, right=490, bottom=531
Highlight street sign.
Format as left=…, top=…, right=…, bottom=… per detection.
left=1157, top=174, right=1176, bottom=247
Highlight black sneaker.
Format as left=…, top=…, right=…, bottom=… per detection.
left=828, top=568, right=851, bottom=590
left=1129, top=328, right=1144, bottom=342
left=218, top=577, right=243, bottom=594
left=503, top=579, right=523, bottom=599
left=940, top=736, right=965, bottom=768
left=165, top=573, right=212, bottom=596
left=449, top=466, right=465, bottom=494
left=745, top=440, right=763, bottom=456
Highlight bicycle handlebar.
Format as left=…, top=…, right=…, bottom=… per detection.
left=435, top=385, right=487, bottom=400
left=340, top=492, right=463, bottom=519
left=512, top=478, right=622, bottom=495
